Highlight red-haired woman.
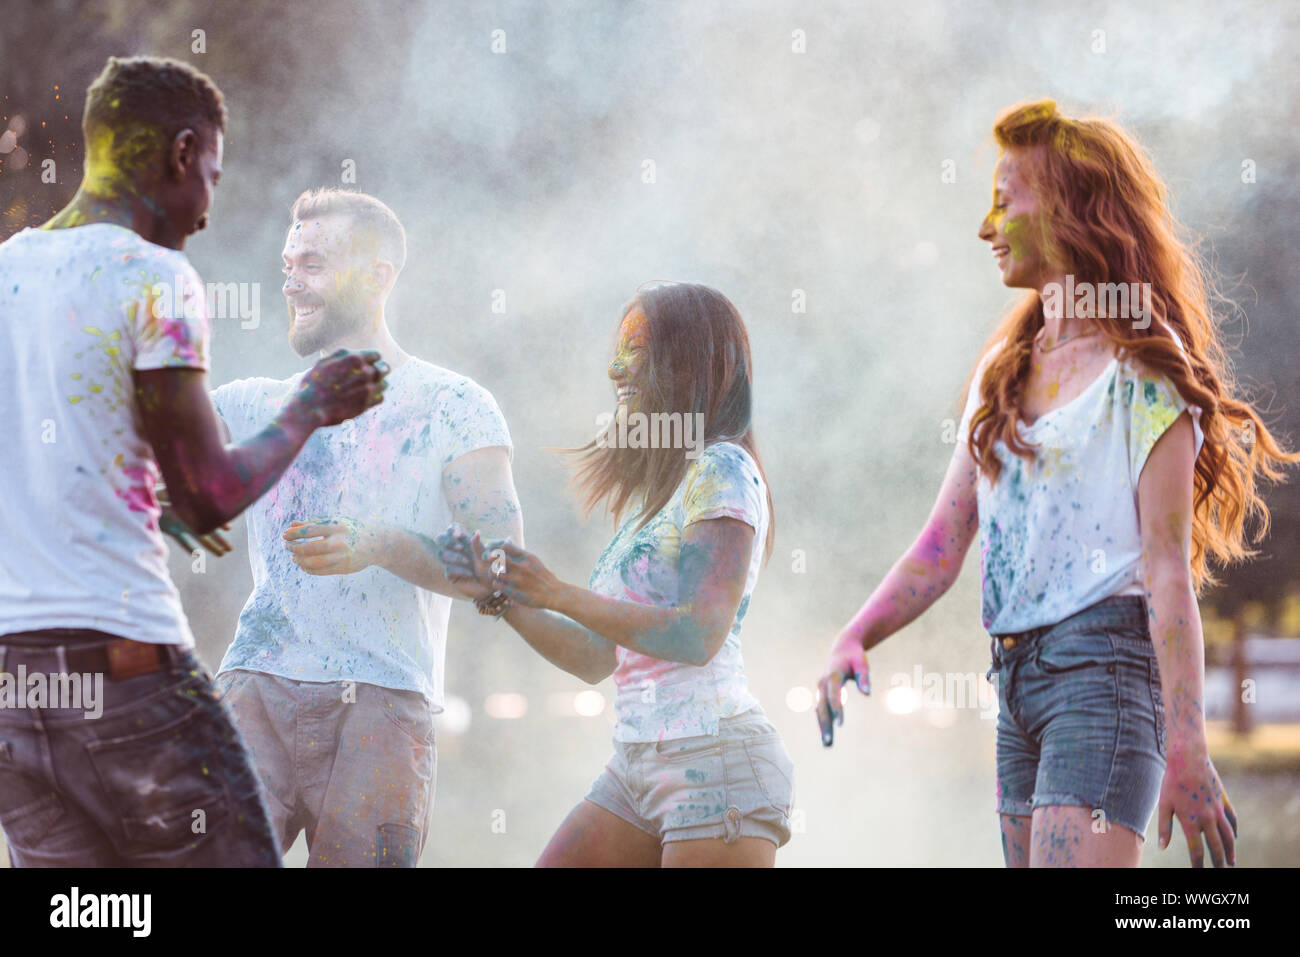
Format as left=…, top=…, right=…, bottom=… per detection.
left=440, top=282, right=792, bottom=867
left=817, top=100, right=1300, bottom=867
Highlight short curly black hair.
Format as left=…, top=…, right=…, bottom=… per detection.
left=83, top=56, right=227, bottom=167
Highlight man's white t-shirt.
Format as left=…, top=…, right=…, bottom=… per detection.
left=957, top=330, right=1205, bottom=635
left=588, top=441, right=767, bottom=742
left=211, top=358, right=512, bottom=708
left=0, top=223, right=209, bottom=645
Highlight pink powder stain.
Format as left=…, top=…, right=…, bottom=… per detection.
left=146, top=311, right=202, bottom=363
left=613, top=641, right=681, bottom=700
left=116, top=463, right=159, bottom=530
left=621, top=551, right=660, bottom=600
left=137, top=280, right=206, bottom=365
left=359, top=427, right=403, bottom=477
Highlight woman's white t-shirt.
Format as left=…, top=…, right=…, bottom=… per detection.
left=957, top=332, right=1205, bottom=635
left=588, top=441, right=767, bottom=742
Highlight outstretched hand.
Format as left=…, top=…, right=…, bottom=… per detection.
left=478, top=537, right=562, bottom=609
left=815, top=631, right=872, bottom=747
left=291, top=349, right=390, bottom=428
left=436, top=524, right=498, bottom=601
left=282, top=517, right=379, bottom=575
left=437, top=526, right=560, bottom=610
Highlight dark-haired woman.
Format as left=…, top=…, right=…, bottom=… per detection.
left=441, top=283, right=793, bottom=867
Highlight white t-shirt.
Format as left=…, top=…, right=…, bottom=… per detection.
left=589, top=441, right=768, bottom=742
left=957, top=331, right=1205, bottom=635
left=0, top=224, right=208, bottom=645
left=211, top=358, right=511, bottom=707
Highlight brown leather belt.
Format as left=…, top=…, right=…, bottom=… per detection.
left=68, top=640, right=187, bottom=680
left=2, top=634, right=187, bottom=680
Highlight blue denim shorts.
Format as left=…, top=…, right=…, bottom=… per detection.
left=986, top=594, right=1167, bottom=839
left=585, top=707, right=795, bottom=848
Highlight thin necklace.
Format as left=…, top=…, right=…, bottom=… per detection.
left=1035, top=329, right=1099, bottom=354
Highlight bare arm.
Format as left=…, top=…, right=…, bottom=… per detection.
left=283, top=446, right=523, bottom=597
left=439, top=517, right=756, bottom=678
left=815, top=429, right=981, bottom=744
left=156, top=410, right=233, bottom=555
left=136, top=352, right=387, bottom=535
left=496, top=604, right=619, bottom=684
left=1139, top=410, right=1236, bottom=867
left=853, top=440, right=979, bottom=648
left=381, top=446, right=524, bottom=597
left=438, top=529, right=617, bottom=683
left=548, top=518, right=754, bottom=666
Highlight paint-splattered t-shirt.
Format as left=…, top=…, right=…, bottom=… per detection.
left=958, top=333, right=1204, bottom=635
left=211, top=358, right=511, bottom=707
left=0, top=224, right=209, bottom=644
left=590, top=441, right=767, bottom=742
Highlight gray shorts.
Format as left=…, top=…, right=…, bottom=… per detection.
left=214, top=669, right=436, bottom=867
left=585, top=707, right=795, bottom=848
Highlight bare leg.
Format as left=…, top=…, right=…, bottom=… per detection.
left=999, top=813, right=1032, bottom=867
left=536, top=798, right=662, bottom=868
left=662, top=837, right=776, bottom=868
left=1030, top=805, right=1143, bottom=867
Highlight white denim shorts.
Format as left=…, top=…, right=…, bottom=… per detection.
left=585, top=707, right=795, bottom=848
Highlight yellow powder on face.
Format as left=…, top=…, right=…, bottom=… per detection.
left=620, top=305, right=650, bottom=346
left=611, top=306, right=651, bottom=386
left=332, top=266, right=366, bottom=294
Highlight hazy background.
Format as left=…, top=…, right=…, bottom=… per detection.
left=2, top=0, right=1298, bottom=866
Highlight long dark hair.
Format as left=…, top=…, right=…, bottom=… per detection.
left=566, top=282, right=775, bottom=562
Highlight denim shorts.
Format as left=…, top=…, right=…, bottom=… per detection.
left=986, top=594, right=1167, bottom=839
left=585, top=707, right=795, bottom=848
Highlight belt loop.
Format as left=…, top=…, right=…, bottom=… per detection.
left=0, top=645, right=7, bottom=675
left=56, top=644, right=69, bottom=678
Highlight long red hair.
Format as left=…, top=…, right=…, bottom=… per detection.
left=964, top=99, right=1300, bottom=592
